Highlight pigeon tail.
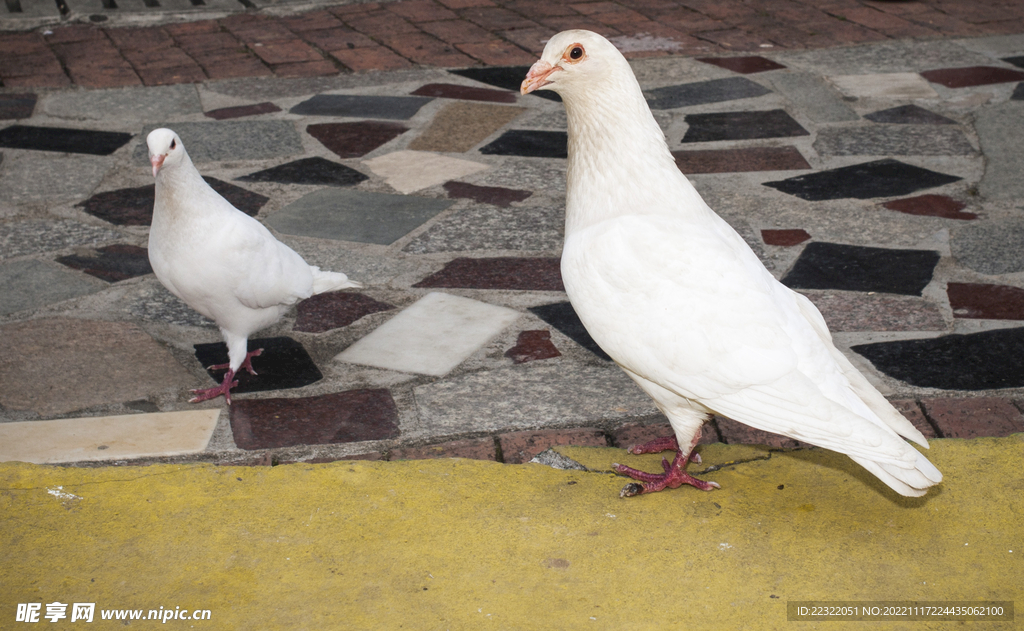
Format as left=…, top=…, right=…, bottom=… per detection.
left=311, top=267, right=362, bottom=294
left=850, top=450, right=943, bottom=497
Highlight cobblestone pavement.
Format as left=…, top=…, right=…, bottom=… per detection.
left=1, top=1, right=1023, bottom=468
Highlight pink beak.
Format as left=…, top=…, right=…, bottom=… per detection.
left=521, top=60, right=559, bottom=95
left=150, top=154, right=165, bottom=178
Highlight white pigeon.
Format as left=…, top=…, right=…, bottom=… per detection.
left=521, top=31, right=942, bottom=498
left=147, top=128, right=361, bottom=404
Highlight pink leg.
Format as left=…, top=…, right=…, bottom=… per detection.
left=627, top=435, right=702, bottom=464
left=206, top=348, right=263, bottom=376
left=189, top=369, right=238, bottom=405
left=613, top=449, right=719, bottom=497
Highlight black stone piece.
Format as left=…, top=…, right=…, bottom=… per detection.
left=56, top=244, right=153, bottom=282
left=528, top=302, right=612, bottom=361
left=1001, top=56, right=1024, bottom=69
left=681, top=109, right=808, bottom=143
left=77, top=177, right=267, bottom=226
left=644, top=77, right=771, bottom=110
left=289, top=94, right=432, bottom=119
left=194, top=336, right=323, bottom=394
left=1012, top=83, right=1024, bottom=101
left=0, top=94, right=37, bottom=120
left=852, top=327, right=1024, bottom=391
left=236, top=157, right=369, bottom=187
left=782, top=242, right=940, bottom=296
left=763, top=159, right=961, bottom=201
left=0, top=124, right=132, bottom=155
left=479, top=130, right=567, bottom=158
left=450, top=66, right=562, bottom=102
left=864, top=104, right=956, bottom=125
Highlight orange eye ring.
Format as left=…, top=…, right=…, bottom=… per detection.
left=564, top=44, right=586, bottom=63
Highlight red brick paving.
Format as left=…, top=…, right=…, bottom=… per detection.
left=390, top=437, right=498, bottom=461
left=3, top=0, right=1019, bottom=89
left=498, top=428, right=609, bottom=464
left=920, top=397, right=1024, bottom=439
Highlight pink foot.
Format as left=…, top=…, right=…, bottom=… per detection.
left=189, top=369, right=238, bottom=405
left=627, top=435, right=702, bottom=464
left=206, top=348, right=263, bottom=376
left=613, top=448, right=719, bottom=497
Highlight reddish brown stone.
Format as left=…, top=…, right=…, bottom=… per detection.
left=889, top=399, right=937, bottom=439
left=920, top=397, right=1024, bottom=439
left=882, top=194, right=976, bottom=220
left=412, top=83, right=517, bottom=103
left=672, top=146, right=810, bottom=174
left=505, top=330, right=561, bottom=364
left=498, top=428, right=608, bottom=464
left=761, top=229, right=810, bottom=246
left=205, top=102, right=282, bottom=120
left=442, top=181, right=532, bottom=207
left=413, top=257, right=563, bottom=291
left=947, top=283, right=1024, bottom=320
left=306, top=121, right=408, bottom=158
left=294, top=292, right=395, bottom=333
left=716, top=416, right=810, bottom=448
left=230, top=389, right=401, bottom=450
left=697, top=55, right=786, bottom=74
left=920, top=66, right=1024, bottom=88
left=611, top=422, right=721, bottom=449
left=390, top=438, right=497, bottom=461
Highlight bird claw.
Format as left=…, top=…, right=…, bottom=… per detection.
left=614, top=448, right=718, bottom=496
left=188, top=370, right=238, bottom=405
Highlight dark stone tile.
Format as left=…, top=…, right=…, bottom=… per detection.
left=882, top=194, right=976, bottom=220
left=193, top=336, right=322, bottom=394
left=763, top=159, right=961, bottom=201
left=505, top=329, right=561, bottom=364
left=761, top=229, right=810, bottom=246
left=290, top=94, right=432, bottom=119
left=411, top=82, right=517, bottom=103
left=682, top=109, right=808, bottom=143
left=443, top=181, right=532, bottom=207
left=306, top=121, right=408, bottom=158
left=77, top=177, right=267, bottom=226
left=0, top=124, right=132, bottom=156
left=294, top=291, right=395, bottom=333
left=696, top=56, right=786, bottom=74
left=920, top=397, right=1024, bottom=439
left=236, top=157, right=369, bottom=187
left=449, top=66, right=561, bottom=102
left=528, top=301, right=612, bottom=361
left=1004, top=56, right=1024, bottom=69
left=204, top=102, right=281, bottom=120
left=782, top=242, right=940, bottom=296
left=1013, top=83, right=1024, bottom=101
left=0, top=94, right=37, bottom=120
left=864, top=104, right=956, bottom=125
left=413, top=257, right=563, bottom=291
left=673, top=146, right=809, bottom=174
left=56, top=244, right=152, bottom=282
left=947, top=283, right=1024, bottom=320
left=229, top=388, right=400, bottom=450
left=644, top=77, right=771, bottom=110
left=920, top=66, right=1024, bottom=88
left=479, top=129, right=567, bottom=158
left=852, top=327, right=1024, bottom=390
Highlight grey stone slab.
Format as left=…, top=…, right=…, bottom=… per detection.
left=412, top=363, right=658, bottom=436
left=133, top=121, right=303, bottom=165
left=975, top=100, right=1024, bottom=200
left=765, top=72, right=858, bottom=123
left=43, top=84, right=202, bottom=121
left=266, top=188, right=453, bottom=245
left=289, top=94, right=432, bottom=120
left=402, top=204, right=563, bottom=254
left=813, top=126, right=975, bottom=156
left=776, top=40, right=993, bottom=75
left=0, top=219, right=120, bottom=260
left=0, top=154, right=110, bottom=202
left=952, top=217, right=1024, bottom=275
left=0, top=259, right=106, bottom=316
left=644, top=77, right=771, bottom=110
left=125, top=283, right=215, bottom=328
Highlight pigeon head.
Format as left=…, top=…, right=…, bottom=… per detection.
left=521, top=30, right=630, bottom=99
left=147, top=128, right=186, bottom=178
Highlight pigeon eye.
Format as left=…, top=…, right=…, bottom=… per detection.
left=170, top=140, right=176, bottom=149
left=569, top=45, right=584, bottom=61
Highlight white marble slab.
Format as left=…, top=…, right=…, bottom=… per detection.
left=0, top=410, right=220, bottom=464
left=362, top=150, right=489, bottom=194
left=335, top=292, right=519, bottom=376
left=828, top=73, right=939, bottom=99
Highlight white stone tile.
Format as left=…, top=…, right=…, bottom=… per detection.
left=362, top=150, right=489, bottom=194
left=335, top=292, right=519, bottom=376
left=828, top=73, right=939, bottom=99
left=0, top=409, right=220, bottom=464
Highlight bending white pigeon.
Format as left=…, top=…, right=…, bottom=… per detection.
left=522, top=31, right=942, bottom=498
left=147, top=128, right=360, bottom=404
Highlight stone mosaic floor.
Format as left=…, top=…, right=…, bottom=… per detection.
left=2, top=33, right=1024, bottom=466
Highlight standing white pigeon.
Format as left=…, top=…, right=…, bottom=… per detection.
left=521, top=31, right=942, bottom=498
left=147, top=128, right=360, bottom=404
